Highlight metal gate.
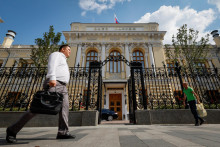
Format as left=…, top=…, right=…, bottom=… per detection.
left=86, top=61, right=102, bottom=123
left=128, top=62, right=147, bottom=124
left=99, top=55, right=147, bottom=124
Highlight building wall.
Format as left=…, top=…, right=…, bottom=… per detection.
left=63, top=23, right=166, bottom=79
left=0, top=46, right=32, bottom=67
left=67, top=45, right=77, bottom=67
left=164, top=45, right=220, bottom=68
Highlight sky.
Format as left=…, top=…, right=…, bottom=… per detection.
left=0, top=0, right=220, bottom=45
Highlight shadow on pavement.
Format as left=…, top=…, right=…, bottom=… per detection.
left=0, top=138, right=28, bottom=146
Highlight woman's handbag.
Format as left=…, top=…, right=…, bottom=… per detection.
left=30, top=89, right=63, bottom=115
left=196, top=103, right=207, bottom=117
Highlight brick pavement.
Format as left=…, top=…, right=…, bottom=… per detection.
left=0, top=124, right=220, bottom=147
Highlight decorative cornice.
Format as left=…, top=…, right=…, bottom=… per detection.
left=0, top=49, right=32, bottom=52
left=69, top=43, right=77, bottom=47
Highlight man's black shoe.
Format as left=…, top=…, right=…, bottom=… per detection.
left=6, top=128, right=17, bottom=143
left=56, top=134, right=76, bottom=139
left=200, top=119, right=205, bottom=125
left=195, top=123, right=199, bottom=126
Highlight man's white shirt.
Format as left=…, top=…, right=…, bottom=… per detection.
left=46, top=52, right=70, bottom=84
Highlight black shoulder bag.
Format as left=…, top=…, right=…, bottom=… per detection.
left=30, top=87, right=63, bottom=115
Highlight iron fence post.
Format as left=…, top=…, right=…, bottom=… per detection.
left=127, top=78, right=133, bottom=123
left=86, top=61, right=102, bottom=114
left=86, top=67, right=91, bottom=110
left=130, top=62, right=137, bottom=124
left=96, top=61, right=102, bottom=124
left=140, top=66, right=147, bottom=109
left=175, top=61, right=188, bottom=109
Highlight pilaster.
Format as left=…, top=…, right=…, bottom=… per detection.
left=75, top=44, right=82, bottom=67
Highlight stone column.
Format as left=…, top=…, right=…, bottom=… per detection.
left=101, top=43, right=106, bottom=77
left=125, top=43, right=130, bottom=78
left=107, top=56, right=109, bottom=72
left=148, top=44, right=156, bottom=76
left=145, top=53, right=148, bottom=68
left=208, top=60, right=214, bottom=68
left=68, top=33, right=72, bottom=43
left=75, top=44, right=82, bottom=67
left=149, top=44, right=155, bottom=67
left=82, top=54, right=85, bottom=67
left=121, top=60, right=124, bottom=72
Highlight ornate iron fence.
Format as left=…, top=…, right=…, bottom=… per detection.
left=135, top=64, right=220, bottom=110
left=0, top=65, right=101, bottom=111
left=0, top=64, right=219, bottom=113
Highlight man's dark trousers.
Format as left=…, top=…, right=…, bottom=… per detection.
left=188, top=100, right=203, bottom=123
left=7, top=79, right=69, bottom=135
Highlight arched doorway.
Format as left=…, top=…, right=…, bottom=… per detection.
left=86, top=54, right=147, bottom=124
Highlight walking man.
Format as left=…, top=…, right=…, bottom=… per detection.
left=6, top=44, right=75, bottom=143
left=182, top=82, right=205, bottom=126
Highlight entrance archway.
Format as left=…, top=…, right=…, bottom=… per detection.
left=86, top=55, right=147, bottom=124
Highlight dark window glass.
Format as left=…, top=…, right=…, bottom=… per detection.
left=86, top=51, right=98, bottom=67
left=133, top=50, right=145, bottom=68
left=109, top=50, right=121, bottom=73
left=110, top=107, right=114, bottom=111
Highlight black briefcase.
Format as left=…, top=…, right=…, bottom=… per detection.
left=30, top=90, right=63, bottom=115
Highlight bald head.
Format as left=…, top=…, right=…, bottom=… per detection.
left=183, top=82, right=188, bottom=89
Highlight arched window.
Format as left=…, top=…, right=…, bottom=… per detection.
left=132, top=50, right=145, bottom=68
left=86, top=50, right=98, bottom=67
left=109, top=50, right=121, bottom=73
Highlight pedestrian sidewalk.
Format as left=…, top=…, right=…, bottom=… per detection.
left=1, top=124, right=220, bottom=147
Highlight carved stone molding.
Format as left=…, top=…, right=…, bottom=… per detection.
left=82, top=43, right=102, bottom=54
left=107, top=73, right=121, bottom=80
left=26, top=53, right=31, bottom=57
left=73, top=26, right=79, bottom=31
left=9, top=53, right=18, bottom=57
left=128, top=43, right=135, bottom=52
left=150, top=26, right=157, bottom=31
left=0, top=49, right=32, bottom=52
left=87, top=37, right=98, bottom=40
left=110, top=37, right=120, bottom=41
left=132, top=37, right=143, bottom=41
left=81, top=44, right=88, bottom=53
left=69, top=43, right=77, bottom=47
left=105, top=43, right=125, bottom=54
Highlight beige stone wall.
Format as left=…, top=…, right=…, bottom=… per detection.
left=0, top=46, right=34, bottom=67
left=67, top=46, right=77, bottom=67
left=0, top=50, right=9, bottom=58
left=153, top=46, right=166, bottom=67
left=5, top=58, right=15, bottom=67
left=70, top=22, right=159, bottom=32
left=212, top=59, right=220, bottom=68
left=214, top=37, right=220, bottom=47
left=163, top=45, right=220, bottom=68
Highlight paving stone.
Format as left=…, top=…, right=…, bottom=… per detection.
left=142, top=139, right=177, bottom=147
left=0, top=124, right=220, bottom=147
left=119, top=135, right=147, bottom=147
